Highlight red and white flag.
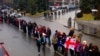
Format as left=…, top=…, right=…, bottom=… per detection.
left=64, top=36, right=76, bottom=50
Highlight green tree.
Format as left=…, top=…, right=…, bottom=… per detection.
left=36, top=0, right=44, bottom=12
left=13, top=0, right=49, bottom=15
left=36, top=0, right=49, bottom=12
left=18, top=0, right=27, bottom=11
left=94, top=0, right=100, bottom=20
left=26, top=0, right=37, bottom=14
left=80, top=0, right=91, bottom=13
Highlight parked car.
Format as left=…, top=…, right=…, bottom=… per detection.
left=10, top=12, right=22, bottom=18
left=0, top=42, right=9, bottom=56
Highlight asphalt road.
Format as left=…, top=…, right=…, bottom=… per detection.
left=0, top=15, right=100, bottom=56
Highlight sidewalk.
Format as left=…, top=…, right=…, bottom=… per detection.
left=46, top=10, right=78, bottom=30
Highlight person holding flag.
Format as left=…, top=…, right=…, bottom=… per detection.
left=69, top=34, right=77, bottom=56
left=64, top=36, right=71, bottom=56
left=64, top=34, right=77, bottom=56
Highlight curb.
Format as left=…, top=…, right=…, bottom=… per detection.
left=45, top=45, right=64, bottom=56
left=26, top=14, right=43, bottom=18
left=55, top=51, right=64, bottom=56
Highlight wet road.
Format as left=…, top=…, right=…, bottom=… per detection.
left=0, top=14, right=100, bottom=56
left=0, top=23, right=60, bottom=56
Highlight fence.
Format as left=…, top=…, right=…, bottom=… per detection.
left=76, top=20, right=100, bottom=37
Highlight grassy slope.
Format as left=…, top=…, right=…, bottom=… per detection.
left=76, top=14, right=94, bottom=20
left=26, top=12, right=44, bottom=17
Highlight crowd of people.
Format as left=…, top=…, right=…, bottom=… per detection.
left=0, top=11, right=100, bottom=56
left=52, top=28, right=100, bottom=56
left=43, top=9, right=67, bottom=20
left=0, top=12, right=52, bottom=54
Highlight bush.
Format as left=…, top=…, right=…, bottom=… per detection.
left=38, top=9, right=43, bottom=13
left=76, top=12, right=83, bottom=18
left=31, top=11, right=37, bottom=15
left=81, top=7, right=92, bottom=14
left=94, top=17, right=100, bottom=20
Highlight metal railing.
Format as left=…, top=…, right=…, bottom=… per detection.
left=76, top=20, right=100, bottom=26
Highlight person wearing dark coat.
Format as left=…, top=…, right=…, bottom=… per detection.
left=88, top=43, right=94, bottom=56
left=58, top=11, right=60, bottom=16
left=15, top=18, right=19, bottom=28
left=68, top=28, right=74, bottom=37
left=27, top=21, right=32, bottom=37
left=44, top=12, right=47, bottom=19
left=36, top=37, right=41, bottom=54
left=46, top=27, right=51, bottom=46
left=22, top=21, right=27, bottom=33
left=3, top=13, right=7, bottom=22
left=32, top=22, right=37, bottom=36
left=79, top=41, right=88, bottom=56
left=41, top=33, right=47, bottom=52
left=92, top=45, right=100, bottom=56
left=61, top=32, right=67, bottom=54
left=20, top=19, right=24, bottom=29
left=6, top=15, right=11, bottom=24
left=34, top=27, right=39, bottom=39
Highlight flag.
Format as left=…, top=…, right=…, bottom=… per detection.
left=64, top=36, right=76, bottom=50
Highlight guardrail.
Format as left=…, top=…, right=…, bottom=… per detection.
left=76, top=20, right=100, bottom=26
left=76, top=20, right=100, bottom=37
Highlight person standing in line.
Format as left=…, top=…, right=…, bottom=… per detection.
left=79, top=40, right=88, bottom=56
left=61, top=32, right=67, bottom=54
left=69, top=34, right=76, bottom=56
left=50, top=12, right=53, bottom=20
left=46, top=27, right=51, bottom=46
left=54, top=12, right=57, bottom=19
left=51, top=12, right=53, bottom=16
left=52, top=34, right=58, bottom=52
left=41, top=33, right=47, bottom=52
left=58, top=11, right=60, bottom=16
left=44, top=12, right=46, bottom=19
left=92, top=45, right=100, bottom=56
left=62, top=10, right=64, bottom=15
left=36, top=36, right=41, bottom=54
left=32, top=22, right=37, bottom=37
left=68, top=27, right=74, bottom=37
left=20, top=19, right=24, bottom=30
left=3, top=13, right=7, bottom=22
left=22, top=21, right=27, bottom=33
left=15, top=18, right=19, bottom=28
left=88, top=43, right=94, bottom=56
left=77, top=30, right=83, bottom=42
left=75, top=39, right=81, bottom=56
left=68, top=17, right=72, bottom=28
left=27, top=21, right=32, bottom=37
left=34, top=27, right=39, bottom=39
